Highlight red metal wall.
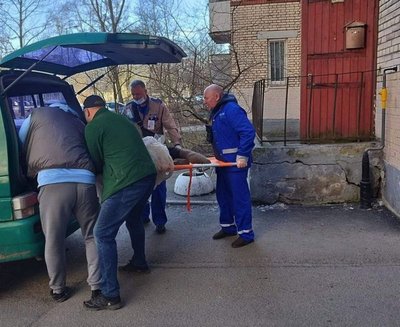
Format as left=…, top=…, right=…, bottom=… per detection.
left=300, top=0, right=378, bottom=140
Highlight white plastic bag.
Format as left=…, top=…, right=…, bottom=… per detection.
left=143, top=136, right=174, bottom=187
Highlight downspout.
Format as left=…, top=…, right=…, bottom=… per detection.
left=360, top=67, right=398, bottom=209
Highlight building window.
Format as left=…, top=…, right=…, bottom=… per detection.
left=269, top=40, right=286, bottom=86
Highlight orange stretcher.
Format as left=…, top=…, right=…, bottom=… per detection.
left=173, top=157, right=237, bottom=211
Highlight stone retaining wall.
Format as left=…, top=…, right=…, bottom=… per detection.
left=250, top=142, right=383, bottom=205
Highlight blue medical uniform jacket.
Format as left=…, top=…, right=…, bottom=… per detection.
left=209, top=93, right=255, bottom=171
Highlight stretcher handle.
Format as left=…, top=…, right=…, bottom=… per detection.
left=174, top=162, right=237, bottom=171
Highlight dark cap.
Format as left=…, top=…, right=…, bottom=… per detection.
left=83, top=95, right=106, bottom=109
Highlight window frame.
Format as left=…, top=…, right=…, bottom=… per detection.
left=268, top=39, right=287, bottom=87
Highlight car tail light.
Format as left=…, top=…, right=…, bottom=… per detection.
left=12, top=191, right=38, bottom=219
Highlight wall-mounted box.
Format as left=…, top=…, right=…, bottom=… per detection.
left=345, top=21, right=366, bottom=49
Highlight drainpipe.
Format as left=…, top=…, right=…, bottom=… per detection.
left=360, top=67, right=398, bottom=209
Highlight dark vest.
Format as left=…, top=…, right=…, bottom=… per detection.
left=25, top=107, right=95, bottom=178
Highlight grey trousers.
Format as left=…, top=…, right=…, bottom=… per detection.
left=38, top=183, right=101, bottom=293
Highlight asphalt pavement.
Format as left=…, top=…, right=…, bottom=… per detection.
left=1, top=172, right=400, bottom=326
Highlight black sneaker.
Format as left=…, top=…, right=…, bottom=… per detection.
left=155, top=224, right=166, bottom=234
left=84, top=294, right=122, bottom=311
left=50, top=287, right=71, bottom=303
left=118, top=260, right=151, bottom=274
left=90, top=289, right=102, bottom=300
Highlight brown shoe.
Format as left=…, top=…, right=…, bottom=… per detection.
left=212, top=229, right=237, bottom=240
left=231, top=237, right=254, bottom=248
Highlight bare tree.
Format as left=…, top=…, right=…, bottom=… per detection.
left=44, top=2, right=80, bottom=36
left=0, top=0, right=49, bottom=49
left=129, top=0, right=227, bottom=124
left=48, top=0, right=137, bottom=105
left=0, top=33, right=13, bottom=59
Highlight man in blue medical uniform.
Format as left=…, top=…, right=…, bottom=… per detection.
left=203, top=84, right=256, bottom=248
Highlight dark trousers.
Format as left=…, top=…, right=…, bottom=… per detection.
left=140, top=180, right=167, bottom=226
left=94, top=174, right=156, bottom=298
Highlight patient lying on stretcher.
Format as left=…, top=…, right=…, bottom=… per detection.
left=142, top=136, right=210, bottom=186
left=168, top=146, right=211, bottom=165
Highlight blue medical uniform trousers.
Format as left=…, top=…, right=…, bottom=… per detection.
left=141, top=180, right=167, bottom=227
left=216, top=167, right=254, bottom=241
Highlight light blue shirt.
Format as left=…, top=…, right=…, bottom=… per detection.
left=36, top=168, right=95, bottom=188
left=18, top=115, right=31, bottom=144
left=18, top=105, right=95, bottom=187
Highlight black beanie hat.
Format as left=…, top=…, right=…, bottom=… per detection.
left=83, top=95, right=106, bottom=109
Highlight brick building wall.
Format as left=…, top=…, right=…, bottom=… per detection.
left=229, top=0, right=301, bottom=123
left=381, top=74, right=400, bottom=169
left=377, top=1, right=400, bottom=69
left=377, top=0, right=400, bottom=216
left=231, top=1, right=301, bottom=88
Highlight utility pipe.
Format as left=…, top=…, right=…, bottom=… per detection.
left=360, top=66, right=398, bottom=209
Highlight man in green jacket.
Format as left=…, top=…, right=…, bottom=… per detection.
left=82, top=95, right=157, bottom=311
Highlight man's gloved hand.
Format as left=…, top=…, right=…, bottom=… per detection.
left=154, top=134, right=166, bottom=144
left=236, top=156, right=248, bottom=168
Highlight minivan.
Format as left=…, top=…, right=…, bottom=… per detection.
left=0, top=32, right=186, bottom=263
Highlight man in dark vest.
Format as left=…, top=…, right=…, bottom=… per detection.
left=19, top=103, right=101, bottom=303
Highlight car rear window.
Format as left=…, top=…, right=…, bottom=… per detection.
left=11, top=92, right=66, bottom=131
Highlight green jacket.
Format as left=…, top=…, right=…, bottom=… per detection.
left=85, top=108, right=156, bottom=202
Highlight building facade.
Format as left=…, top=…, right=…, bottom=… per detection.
left=209, top=0, right=301, bottom=124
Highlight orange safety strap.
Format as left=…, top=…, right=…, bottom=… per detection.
left=173, top=157, right=237, bottom=212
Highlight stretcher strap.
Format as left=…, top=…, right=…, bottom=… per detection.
left=174, top=158, right=237, bottom=212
